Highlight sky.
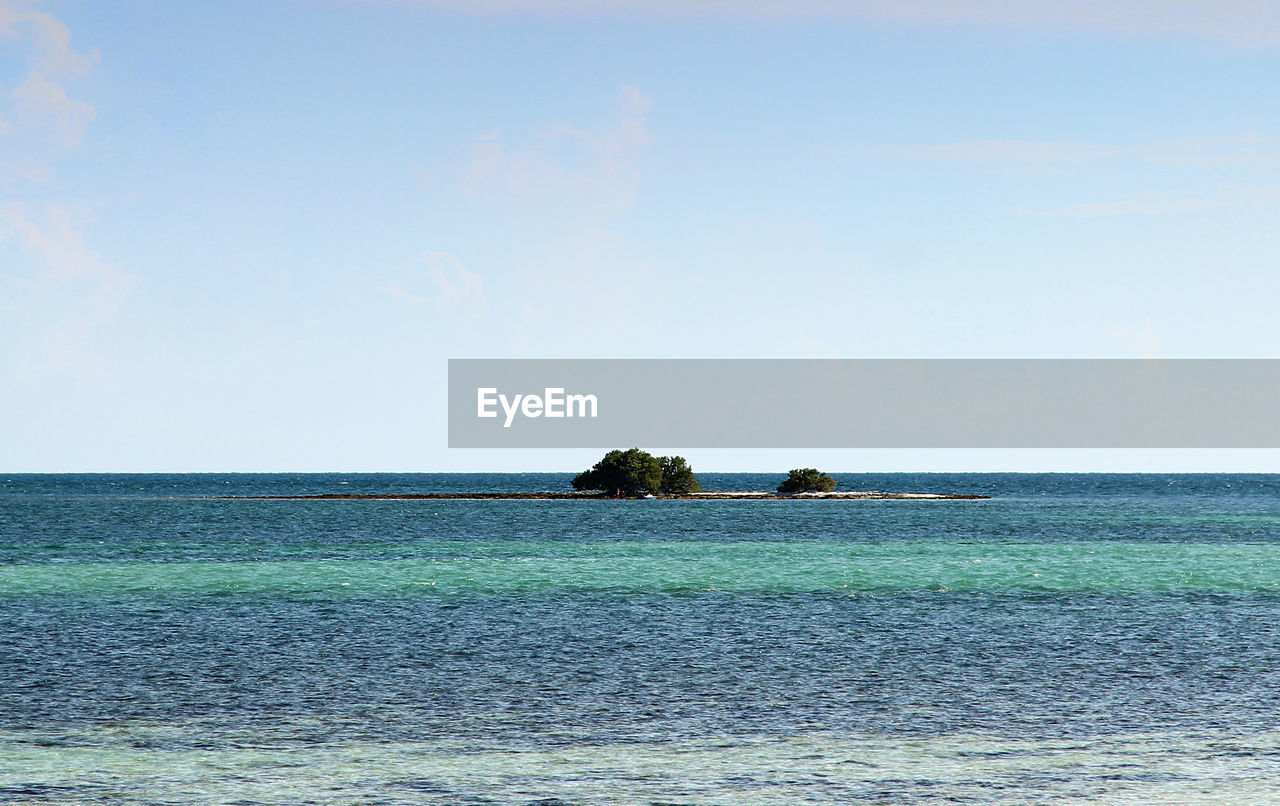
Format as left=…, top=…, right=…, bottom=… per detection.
left=3, top=0, right=1280, bottom=472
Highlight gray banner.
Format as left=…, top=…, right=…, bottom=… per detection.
left=448, top=359, right=1280, bottom=448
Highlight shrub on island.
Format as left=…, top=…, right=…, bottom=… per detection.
left=777, top=468, right=837, bottom=494
left=573, top=448, right=701, bottom=497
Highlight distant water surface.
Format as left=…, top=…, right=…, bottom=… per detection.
left=3, top=473, right=1280, bottom=804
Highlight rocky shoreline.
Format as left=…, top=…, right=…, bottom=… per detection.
left=221, top=491, right=990, bottom=501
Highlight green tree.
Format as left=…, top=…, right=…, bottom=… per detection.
left=572, top=448, right=663, bottom=497
left=658, top=455, right=701, bottom=494
left=777, top=468, right=837, bottom=493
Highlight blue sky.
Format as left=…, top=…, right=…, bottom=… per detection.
left=4, top=0, right=1280, bottom=471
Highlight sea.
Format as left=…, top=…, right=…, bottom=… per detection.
left=3, top=472, right=1280, bottom=805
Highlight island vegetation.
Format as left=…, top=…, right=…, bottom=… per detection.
left=777, top=468, right=837, bottom=493
left=221, top=453, right=989, bottom=500
left=572, top=448, right=701, bottom=497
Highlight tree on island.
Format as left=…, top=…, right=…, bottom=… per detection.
left=572, top=448, right=701, bottom=497
left=777, top=468, right=837, bottom=493
left=659, top=455, right=702, bottom=494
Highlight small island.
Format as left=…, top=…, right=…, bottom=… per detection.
left=222, top=449, right=989, bottom=501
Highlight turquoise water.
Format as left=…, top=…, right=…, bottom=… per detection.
left=3, top=473, right=1280, bottom=803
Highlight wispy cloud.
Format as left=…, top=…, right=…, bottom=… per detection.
left=429, top=252, right=485, bottom=309
left=0, top=3, right=123, bottom=378
left=463, top=85, right=652, bottom=210
left=380, top=251, right=486, bottom=313
left=0, top=0, right=98, bottom=148
left=862, top=132, right=1280, bottom=219
left=866, top=132, right=1280, bottom=168
left=0, top=202, right=134, bottom=376
left=1138, top=133, right=1280, bottom=167
left=11, top=73, right=95, bottom=146
left=1020, top=187, right=1280, bottom=218
left=0, top=2, right=96, bottom=73
left=867, top=133, right=1280, bottom=216
left=424, top=86, right=661, bottom=346
left=1028, top=195, right=1227, bottom=218
left=1107, top=317, right=1163, bottom=358
left=344, top=0, right=1280, bottom=47
left=870, top=139, right=1121, bottom=165
left=1, top=202, right=123, bottom=287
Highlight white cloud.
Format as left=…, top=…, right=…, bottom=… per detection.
left=0, top=202, right=134, bottom=376
left=439, top=87, right=662, bottom=348
left=0, top=202, right=128, bottom=292
left=0, top=1, right=18, bottom=35
left=1137, top=133, right=1280, bottom=167
left=1030, top=195, right=1227, bottom=218
left=868, top=133, right=1280, bottom=168
left=0, top=0, right=97, bottom=147
left=11, top=73, right=95, bottom=146
left=3, top=162, right=49, bottom=183
left=0, top=5, right=118, bottom=377
left=462, top=85, right=652, bottom=210
left=868, top=133, right=1280, bottom=213
left=872, top=139, right=1120, bottom=164
left=1019, top=187, right=1280, bottom=218
left=428, top=251, right=485, bottom=309
left=348, top=0, right=1280, bottom=47
left=1108, top=318, right=1163, bottom=358
left=18, top=7, right=96, bottom=75
left=380, top=251, right=486, bottom=313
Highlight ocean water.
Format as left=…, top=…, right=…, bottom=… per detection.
left=3, top=473, right=1280, bottom=804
